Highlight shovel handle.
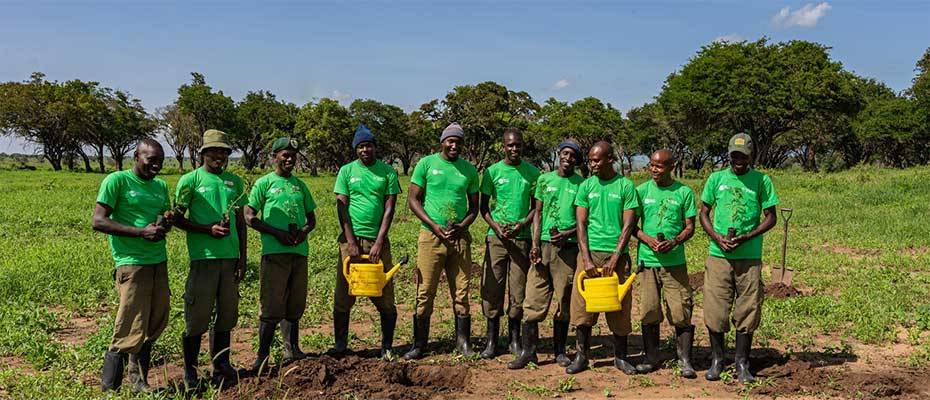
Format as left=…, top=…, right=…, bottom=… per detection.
left=781, top=208, right=793, bottom=223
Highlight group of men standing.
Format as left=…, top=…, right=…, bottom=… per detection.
left=92, top=121, right=777, bottom=393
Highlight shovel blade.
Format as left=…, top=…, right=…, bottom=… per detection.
left=771, top=267, right=794, bottom=286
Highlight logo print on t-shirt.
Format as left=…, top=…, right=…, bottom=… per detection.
left=431, top=169, right=444, bottom=175
left=350, top=177, right=362, bottom=184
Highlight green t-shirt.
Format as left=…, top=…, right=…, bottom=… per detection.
left=333, top=160, right=401, bottom=240
left=175, top=168, right=246, bottom=261
left=479, top=160, right=541, bottom=240
left=700, top=168, right=779, bottom=260
left=534, top=171, right=584, bottom=243
left=636, top=180, right=697, bottom=267
left=247, top=172, right=317, bottom=256
left=95, top=170, right=170, bottom=267
left=574, top=174, right=639, bottom=253
left=410, top=153, right=479, bottom=230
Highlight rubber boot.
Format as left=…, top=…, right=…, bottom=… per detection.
left=480, top=317, right=500, bottom=359
left=402, top=314, right=430, bottom=360
left=635, top=323, right=661, bottom=373
left=281, top=319, right=307, bottom=363
left=379, top=312, right=397, bottom=358
left=507, top=317, right=522, bottom=356
left=735, top=332, right=756, bottom=384
left=507, top=322, right=538, bottom=369
left=127, top=342, right=152, bottom=393
left=675, top=325, right=697, bottom=379
left=100, top=351, right=126, bottom=392
left=454, top=315, right=476, bottom=357
left=210, top=331, right=238, bottom=385
left=328, top=311, right=350, bottom=356
left=182, top=335, right=202, bottom=391
left=245, top=321, right=276, bottom=376
left=705, top=329, right=726, bottom=381
left=553, top=321, right=571, bottom=367
left=565, top=325, right=591, bottom=374
left=613, top=335, right=638, bottom=375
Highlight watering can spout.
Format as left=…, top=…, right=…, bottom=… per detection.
left=384, top=255, right=409, bottom=283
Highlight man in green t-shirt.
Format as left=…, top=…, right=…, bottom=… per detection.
left=331, top=124, right=401, bottom=358
left=478, top=128, right=541, bottom=361
left=567, top=141, right=640, bottom=375
left=243, top=137, right=318, bottom=374
left=699, top=133, right=778, bottom=384
left=633, top=149, right=697, bottom=378
left=511, top=141, right=584, bottom=370
left=91, top=139, right=171, bottom=393
left=172, top=130, right=247, bottom=389
left=404, top=123, right=480, bottom=360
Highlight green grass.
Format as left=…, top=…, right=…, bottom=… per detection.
left=1, top=165, right=929, bottom=398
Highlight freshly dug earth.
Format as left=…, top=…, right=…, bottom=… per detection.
left=765, top=282, right=802, bottom=299
left=754, top=357, right=924, bottom=399
left=219, top=355, right=469, bottom=400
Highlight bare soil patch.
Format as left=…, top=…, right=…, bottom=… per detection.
left=764, top=282, right=803, bottom=299
left=754, top=357, right=925, bottom=399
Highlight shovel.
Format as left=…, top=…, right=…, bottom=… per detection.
left=772, top=208, right=794, bottom=285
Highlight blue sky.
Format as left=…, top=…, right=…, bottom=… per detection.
left=1, top=1, right=928, bottom=153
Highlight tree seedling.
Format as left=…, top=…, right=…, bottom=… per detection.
left=727, top=187, right=746, bottom=240
left=219, top=178, right=252, bottom=229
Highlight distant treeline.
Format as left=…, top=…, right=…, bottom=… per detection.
left=1, top=38, right=928, bottom=174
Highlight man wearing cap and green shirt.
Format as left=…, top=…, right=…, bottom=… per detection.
left=511, top=141, right=584, bottom=370
left=244, top=137, right=317, bottom=373
left=633, top=149, right=697, bottom=379
left=478, top=128, right=540, bottom=361
left=331, top=124, right=401, bottom=358
left=567, top=141, right=640, bottom=375
left=172, top=129, right=247, bottom=388
left=91, top=138, right=171, bottom=393
left=404, top=122, right=480, bottom=360
left=700, top=133, right=778, bottom=384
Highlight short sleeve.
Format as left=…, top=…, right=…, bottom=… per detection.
left=410, top=158, right=427, bottom=188
left=760, top=175, right=779, bottom=209
left=622, top=180, right=639, bottom=211
left=161, top=181, right=171, bottom=212
left=467, top=167, right=480, bottom=194
left=235, top=177, right=248, bottom=207
left=574, top=181, right=589, bottom=208
left=533, top=176, right=544, bottom=200
left=479, top=168, right=494, bottom=196
left=300, top=180, right=317, bottom=212
left=333, top=166, right=349, bottom=196
left=96, top=173, right=120, bottom=208
left=247, top=178, right=266, bottom=213
left=700, top=174, right=717, bottom=206
left=175, top=173, right=194, bottom=209
left=635, top=185, right=646, bottom=218
left=386, top=168, right=401, bottom=195
left=683, top=187, right=698, bottom=218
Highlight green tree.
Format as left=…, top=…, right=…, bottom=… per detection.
left=155, top=104, right=198, bottom=171
left=176, top=72, right=237, bottom=168
left=853, top=96, right=925, bottom=168
left=535, top=97, right=625, bottom=170
left=294, top=98, right=354, bottom=173
left=104, top=90, right=156, bottom=170
left=348, top=99, right=409, bottom=171
left=235, top=90, right=297, bottom=171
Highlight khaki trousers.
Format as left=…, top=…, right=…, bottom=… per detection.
left=703, top=256, right=763, bottom=333
left=481, top=235, right=531, bottom=320
left=638, top=265, right=693, bottom=327
left=334, top=236, right=396, bottom=314
left=523, top=243, right=577, bottom=323
left=184, top=258, right=240, bottom=336
left=259, top=253, right=308, bottom=323
left=414, top=230, right=472, bottom=317
left=109, top=262, right=170, bottom=353
left=569, top=252, right=633, bottom=335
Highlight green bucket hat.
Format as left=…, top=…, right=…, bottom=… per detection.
left=728, top=133, right=753, bottom=156
left=199, top=129, right=232, bottom=153
left=271, top=137, right=299, bottom=154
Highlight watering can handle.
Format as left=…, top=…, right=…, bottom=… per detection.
left=343, top=254, right=373, bottom=280
left=576, top=268, right=619, bottom=296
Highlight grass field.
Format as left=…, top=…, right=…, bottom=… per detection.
left=0, top=165, right=928, bottom=399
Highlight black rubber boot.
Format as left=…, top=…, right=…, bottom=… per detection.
left=507, top=317, right=522, bottom=356
left=565, top=325, right=591, bottom=374
left=735, top=332, right=756, bottom=384
left=454, top=315, right=476, bottom=357
left=613, top=335, right=638, bottom=375
left=210, top=330, right=238, bottom=385
left=636, top=323, right=661, bottom=373
left=127, top=342, right=152, bottom=393
left=676, top=325, right=697, bottom=379
left=182, top=335, right=202, bottom=391
left=402, top=314, right=430, bottom=360
left=281, top=319, right=307, bottom=363
left=245, top=321, right=277, bottom=376
left=328, top=311, right=350, bottom=356
left=379, top=312, right=397, bottom=358
left=100, top=351, right=126, bottom=392
left=480, top=317, right=500, bottom=359
left=553, top=321, right=571, bottom=367
left=507, top=322, right=538, bottom=369
left=705, top=329, right=726, bottom=381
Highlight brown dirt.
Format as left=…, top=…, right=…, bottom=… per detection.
left=218, top=355, right=468, bottom=400
left=824, top=244, right=882, bottom=259
left=764, top=282, right=803, bottom=299
left=688, top=271, right=704, bottom=292
left=754, top=357, right=925, bottom=399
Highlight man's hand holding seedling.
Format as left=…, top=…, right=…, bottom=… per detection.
left=210, top=223, right=231, bottom=238
left=140, top=223, right=167, bottom=242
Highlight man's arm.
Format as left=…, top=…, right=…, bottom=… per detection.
left=603, top=209, right=636, bottom=277
left=408, top=183, right=447, bottom=239
left=511, top=197, right=537, bottom=239
left=235, top=208, right=247, bottom=281
left=92, top=203, right=164, bottom=241
left=575, top=205, right=598, bottom=277
left=336, top=194, right=361, bottom=257
left=657, top=216, right=696, bottom=253
left=369, top=194, right=397, bottom=263
left=480, top=193, right=506, bottom=238
left=700, top=202, right=735, bottom=252
left=733, top=207, right=777, bottom=245
left=172, top=207, right=230, bottom=237
left=244, top=205, right=292, bottom=245
left=529, top=198, right=542, bottom=265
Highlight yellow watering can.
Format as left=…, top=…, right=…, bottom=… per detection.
left=342, top=255, right=409, bottom=297
left=576, top=262, right=645, bottom=313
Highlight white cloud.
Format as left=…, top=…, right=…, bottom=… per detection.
left=772, top=2, right=832, bottom=28
left=713, top=34, right=744, bottom=43
left=550, top=79, right=571, bottom=91
left=331, top=90, right=352, bottom=102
